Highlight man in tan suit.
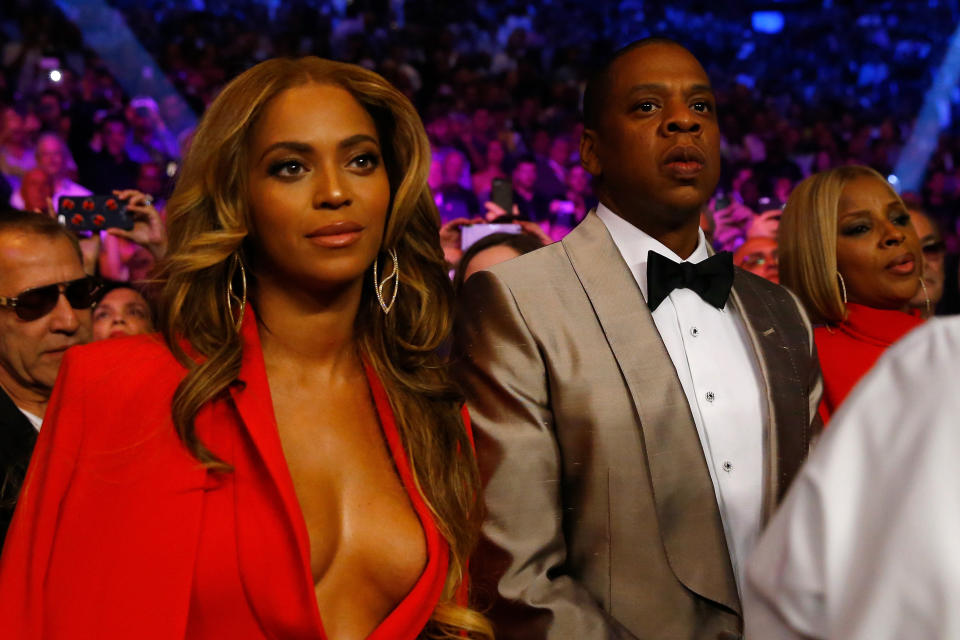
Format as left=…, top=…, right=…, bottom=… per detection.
left=455, top=38, right=822, bottom=639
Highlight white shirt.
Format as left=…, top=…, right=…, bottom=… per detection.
left=744, top=317, right=960, bottom=640
left=596, top=203, right=766, bottom=592
left=20, top=408, right=42, bottom=432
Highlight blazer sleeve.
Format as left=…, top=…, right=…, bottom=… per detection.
left=454, top=270, right=637, bottom=640
left=0, top=349, right=87, bottom=637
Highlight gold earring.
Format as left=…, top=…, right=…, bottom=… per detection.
left=227, top=253, right=247, bottom=330
left=373, top=249, right=399, bottom=314
left=837, top=271, right=848, bottom=305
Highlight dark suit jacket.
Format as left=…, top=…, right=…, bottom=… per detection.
left=0, top=386, right=37, bottom=550
left=455, top=211, right=823, bottom=639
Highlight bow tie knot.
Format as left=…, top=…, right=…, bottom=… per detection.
left=646, top=250, right=734, bottom=312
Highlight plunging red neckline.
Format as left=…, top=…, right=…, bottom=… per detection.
left=186, top=306, right=449, bottom=639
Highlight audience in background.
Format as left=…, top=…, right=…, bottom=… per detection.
left=16, top=168, right=51, bottom=214
left=10, top=133, right=89, bottom=209
left=734, top=236, right=779, bottom=284
left=908, top=207, right=946, bottom=317
left=779, top=166, right=924, bottom=423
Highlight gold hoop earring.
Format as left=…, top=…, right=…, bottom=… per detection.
left=227, top=253, right=247, bottom=330
left=920, top=277, right=932, bottom=317
left=373, top=248, right=399, bottom=314
left=837, top=271, right=848, bottom=305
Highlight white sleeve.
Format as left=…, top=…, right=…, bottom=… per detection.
left=745, top=318, right=960, bottom=640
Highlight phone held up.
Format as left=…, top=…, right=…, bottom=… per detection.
left=57, top=195, right=134, bottom=233
left=490, top=177, right=513, bottom=216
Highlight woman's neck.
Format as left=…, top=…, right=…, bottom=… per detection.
left=253, top=275, right=364, bottom=370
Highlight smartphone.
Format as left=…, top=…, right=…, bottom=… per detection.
left=490, top=178, right=513, bottom=215
left=58, top=195, right=133, bottom=232
left=461, top=223, right=522, bottom=251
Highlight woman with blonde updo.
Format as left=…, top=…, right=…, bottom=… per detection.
left=0, top=57, right=491, bottom=640
left=779, top=165, right=924, bottom=423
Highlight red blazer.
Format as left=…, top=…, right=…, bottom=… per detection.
left=0, top=307, right=457, bottom=639
left=815, top=303, right=923, bottom=423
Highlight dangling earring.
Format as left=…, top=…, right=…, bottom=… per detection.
left=226, top=252, right=247, bottom=330
left=920, top=277, right=932, bottom=317
left=836, top=271, right=848, bottom=305
left=373, top=248, right=399, bottom=314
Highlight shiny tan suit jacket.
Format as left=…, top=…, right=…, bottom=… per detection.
left=454, top=212, right=823, bottom=640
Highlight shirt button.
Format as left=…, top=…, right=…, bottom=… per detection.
left=722, top=461, right=733, bottom=472
left=705, top=391, right=715, bottom=403
left=690, top=326, right=700, bottom=337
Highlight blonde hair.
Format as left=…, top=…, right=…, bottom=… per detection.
left=780, top=165, right=905, bottom=324
left=153, top=57, right=491, bottom=638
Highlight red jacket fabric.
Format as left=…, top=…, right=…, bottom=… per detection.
left=815, top=303, right=923, bottom=424
left=0, top=306, right=454, bottom=639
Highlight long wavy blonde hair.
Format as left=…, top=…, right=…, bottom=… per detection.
left=780, top=165, right=908, bottom=325
left=153, top=57, right=491, bottom=639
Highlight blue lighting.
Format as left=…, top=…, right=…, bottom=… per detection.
left=752, top=11, right=785, bottom=34
left=887, top=174, right=901, bottom=194
left=894, top=19, right=960, bottom=192
left=52, top=0, right=196, bottom=137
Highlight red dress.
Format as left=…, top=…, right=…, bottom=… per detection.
left=815, top=303, right=923, bottom=424
left=0, top=306, right=456, bottom=639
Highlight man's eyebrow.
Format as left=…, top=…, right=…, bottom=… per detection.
left=626, top=83, right=714, bottom=95
left=627, top=83, right=668, bottom=94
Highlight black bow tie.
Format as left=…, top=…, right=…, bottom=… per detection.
left=646, top=250, right=734, bottom=312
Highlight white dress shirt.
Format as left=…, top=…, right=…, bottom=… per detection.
left=20, top=408, right=42, bottom=432
left=744, top=317, right=960, bottom=639
left=596, top=203, right=766, bottom=592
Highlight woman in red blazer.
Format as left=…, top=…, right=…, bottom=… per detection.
left=780, top=165, right=925, bottom=423
left=0, top=57, right=491, bottom=640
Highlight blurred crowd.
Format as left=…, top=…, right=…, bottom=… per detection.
left=1, top=0, right=960, bottom=289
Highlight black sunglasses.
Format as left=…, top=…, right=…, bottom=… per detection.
left=0, top=277, right=101, bottom=321
left=923, top=241, right=946, bottom=256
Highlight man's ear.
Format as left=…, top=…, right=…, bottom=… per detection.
left=580, top=129, right=602, bottom=178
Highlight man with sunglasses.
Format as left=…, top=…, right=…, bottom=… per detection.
left=0, top=210, right=95, bottom=549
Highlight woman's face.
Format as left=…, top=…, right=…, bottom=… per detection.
left=246, top=83, right=390, bottom=296
left=836, top=176, right=921, bottom=310
left=92, top=288, right=153, bottom=340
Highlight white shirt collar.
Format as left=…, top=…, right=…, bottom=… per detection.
left=20, top=408, right=42, bottom=432
left=595, top=202, right=710, bottom=301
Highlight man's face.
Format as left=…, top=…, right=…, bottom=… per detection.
left=20, top=169, right=52, bottom=212
left=581, top=43, right=721, bottom=226
left=103, top=120, right=128, bottom=156
left=513, top=161, right=537, bottom=191
left=137, top=163, right=165, bottom=197
left=0, top=234, right=92, bottom=402
left=36, top=136, right=65, bottom=178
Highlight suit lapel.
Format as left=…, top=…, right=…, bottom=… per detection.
left=226, top=306, right=326, bottom=635
left=562, top=212, right=740, bottom=614
left=729, top=271, right=810, bottom=520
